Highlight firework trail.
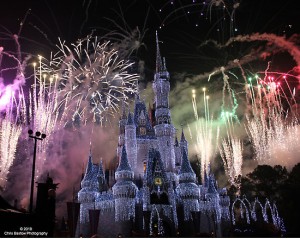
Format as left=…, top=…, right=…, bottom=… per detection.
left=218, top=114, right=243, bottom=192
left=158, top=0, right=239, bottom=38
left=225, top=33, right=300, bottom=67
left=215, top=67, right=243, bottom=191
left=0, top=33, right=28, bottom=189
left=0, top=94, right=23, bottom=189
left=189, top=88, right=217, bottom=184
left=45, top=35, right=139, bottom=126
left=244, top=67, right=299, bottom=164
left=219, top=66, right=239, bottom=121
left=26, top=57, right=62, bottom=179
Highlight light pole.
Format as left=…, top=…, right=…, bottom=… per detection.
left=28, top=129, right=46, bottom=213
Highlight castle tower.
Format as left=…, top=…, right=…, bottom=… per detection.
left=152, top=32, right=176, bottom=173
left=176, top=148, right=199, bottom=221
left=77, top=152, right=99, bottom=228
left=133, top=95, right=156, bottom=178
left=113, top=146, right=138, bottom=221
left=205, top=174, right=222, bottom=232
left=125, top=111, right=137, bottom=170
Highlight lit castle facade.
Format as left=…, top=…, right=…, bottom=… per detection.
left=75, top=33, right=283, bottom=237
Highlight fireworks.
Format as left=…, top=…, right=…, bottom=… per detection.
left=0, top=27, right=140, bottom=190
left=218, top=113, right=243, bottom=191
left=46, top=35, right=139, bottom=126
left=0, top=99, right=23, bottom=188
left=189, top=88, right=217, bottom=184
left=244, top=71, right=299, bottom=164
left=0, top=35, right=27, bottom=189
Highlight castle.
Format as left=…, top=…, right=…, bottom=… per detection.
left=75, top=33, right=232, bottom=237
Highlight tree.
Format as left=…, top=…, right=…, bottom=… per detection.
left=280, top=163, right=300, bottom=236
left=241, top=165, right=288, bottom=201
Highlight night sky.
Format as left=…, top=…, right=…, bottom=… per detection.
left=1, top=0, right=300, bottom=219
left=2, top=0, right=299, bottom=76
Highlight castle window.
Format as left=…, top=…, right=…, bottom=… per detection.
left=143, top=161, right=146, bottom=172
left=140, top=127, right=146, bottom=135
left=140, top=119, right=146, bottom=125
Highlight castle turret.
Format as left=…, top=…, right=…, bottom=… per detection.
left=80, top=152, right=98, bottom=191
left=205, top=174, right=221, bottom=223
left=125, top=111, right=137, bottom=170
left=112, top=146, right=138, bottom=221
left=78, top=152, right=99, bottom=229
left=152, top=32, right=176, bottom=173
left=176, top=148, right=199, bottom=220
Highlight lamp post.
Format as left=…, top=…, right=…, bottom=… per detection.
left=28, top=129, right=46, bottom=213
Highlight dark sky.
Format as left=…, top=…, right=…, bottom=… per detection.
left=1, top=0, right=299, bottom=80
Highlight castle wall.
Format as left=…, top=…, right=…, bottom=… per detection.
left=97, top=210, right=118, bottom=237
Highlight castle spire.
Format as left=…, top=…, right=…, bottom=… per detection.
left=127, top=111, right=134, bottom=125
left=207, top=174, right=218, bottom=194
left=180, top=127, right=187, bottom=143
left=178, top=147, right=196, bottom=183
left=116, top=146, right=132, bottom=172
left=179, top=148, right=193, bottom=174
left=156, top=31, right=163, bottom=73
left=80, top=151, right=94, bottom=189
left=97, top=158, right=104, bottom=178
left=86, top=151, right=93, bottom=175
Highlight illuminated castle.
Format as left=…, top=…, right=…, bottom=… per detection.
left=75, top=33, right=230, bottom=237
left=75, top=33, right=284, bottom=237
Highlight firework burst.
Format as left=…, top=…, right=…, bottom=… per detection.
left=0, top=34, right=27, bottom=189
left=244, top=71, right=299, bottom=164
left=218, top=114, right=243, bottom=192
left=43, top=35, right=139, bottom=126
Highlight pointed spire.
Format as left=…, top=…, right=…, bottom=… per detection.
left=127, top=111, right=134, bottom=125
left=139, top=110, right=146, bottom=121
left=97, top=158, right=104, bottom=177
left=116, top=146, right=132, bottom=172
left=163, top=57, right=167, bottom=71
left=178, top=148, right=196, bottom=183
left=204, top=167, right=209, bottom=187
left=180, top=127, right=187, bottom=142
left=135, top=91, right=140, bottom=101
left=179, top=148, right=193, bottom=174
left=156, top=31, right=163, bottom=73
left=89, top=141, right=92, bottom=157
left=80, top=150, right=94, bottom=188
left=85, top=152, right=93, bottom=175
left=207, top=174, right=218, bottom=194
